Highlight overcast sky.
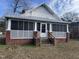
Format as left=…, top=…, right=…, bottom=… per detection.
left=0, top=0, right=79, bottom=17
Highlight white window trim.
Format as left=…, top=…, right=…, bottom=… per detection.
left=34, top=22, right=37, bottom=31
left=67, top=24, right=69, bottom=33
left=49, top=23, right=52, bottom=32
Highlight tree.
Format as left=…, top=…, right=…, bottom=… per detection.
left=11, top=0, right=32, bottom=13
left=62, top=12, right=78, bottom=22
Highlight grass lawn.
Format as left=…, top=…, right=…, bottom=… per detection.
left=0, top=39, right=79, bottom=59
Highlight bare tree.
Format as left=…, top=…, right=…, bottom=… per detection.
left=62, top=12, right=78, bottom=22
left=11, top=0, right=32, bottom=13
left=13, top=0, right=19, bottom=13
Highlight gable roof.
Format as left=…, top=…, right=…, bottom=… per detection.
left=5, top=3, right=65, bottom=23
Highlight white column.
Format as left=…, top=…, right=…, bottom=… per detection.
left=46, top=24, right=47, bottom=32
left=34, top=22, right=37, bottom=31
left=7, top=19, right=11, bottom=31
left=67, top=24, right=69, bottom=33
left=49, top=23, right=52, bottom=32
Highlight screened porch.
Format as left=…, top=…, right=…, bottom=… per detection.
left=6, top=19, right=69, bottom=39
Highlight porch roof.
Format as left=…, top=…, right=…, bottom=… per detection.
left=5, top=15, right=68, bottom=23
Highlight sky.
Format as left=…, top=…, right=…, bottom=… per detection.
left=0, top=0, right=79, bottom=17
left=51, top=0, right=79, bottom=16
left=0, top=0, right=8, bottom=16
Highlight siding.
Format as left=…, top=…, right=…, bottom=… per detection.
left=22, top=6, right=57, bottom=20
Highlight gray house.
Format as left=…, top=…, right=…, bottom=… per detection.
left=5, top=3, right=70, bottom=45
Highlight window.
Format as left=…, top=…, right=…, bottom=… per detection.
left=11, top=20, right=34, bottom=30
left=37, top=23, right=40, bottom=31
left=11, top=20, right=18, bottom=30
left=52, top=23, right=66, bottom=32
left=18, top=21, right=23, bottom=30
left=28, top=22, right=34, bottom=30
left=24, top=21, right=28, bottom=30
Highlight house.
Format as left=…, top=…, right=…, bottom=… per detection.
left=0, top=17, right=5, bottom=44
left=5, top=3, right=70, bottom=45
left=69, top=17, right=79, bottom=39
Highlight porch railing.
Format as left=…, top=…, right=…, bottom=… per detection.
left=48, top=32, right=55, bottom=45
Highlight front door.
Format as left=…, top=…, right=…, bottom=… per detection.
left=40, top=23, right=47, bottom=37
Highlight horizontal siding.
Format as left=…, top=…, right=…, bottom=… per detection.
left=11, top=30, right=33, bottom=39
left=22, top=6, right=55, bottom=19
left=52, top=31, right=66, bottom=38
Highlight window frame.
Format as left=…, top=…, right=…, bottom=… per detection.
left=11, top=20, right=34, bottom=31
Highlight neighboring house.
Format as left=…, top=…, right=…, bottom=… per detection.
left=0, top=17, right=5, bottom=44
left=69, top=17, right=79, bottom=39
left=5, top=3, right=70, bottom=45
left=0, top=17, right=5, bottom=32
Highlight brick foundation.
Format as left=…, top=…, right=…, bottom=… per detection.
left=6, top=39, right=33, bottom=45
left=6, top=31, right=33, bottom=45
left=55, top=38, right=66, bottom=44
left=66, top=33, right=70, bottom=42
left=6, top=31, right=10, bottom=44
left=5, top=31, right=69, bottom=46
left=33, top=31, right=40, bottom=46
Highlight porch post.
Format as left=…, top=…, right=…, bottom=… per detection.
left=67, top=24, right=69, bottom=33
left=7, top=19, right=11, bottom=31
left=33, top=22, right=40, bottom=46
left=49, top=23, right=52, bottom=32
left=66, top=24, right=70, bottom=42
left=34, top=22, right=37, bottom=31
left=6, top=19, right=11, bottom=45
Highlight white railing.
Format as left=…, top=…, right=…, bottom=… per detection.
left=11, top=30, right=33, bottom=39
left=10, top=30, right=66, bottom=39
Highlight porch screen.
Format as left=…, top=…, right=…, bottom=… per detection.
left=11, top=20, right=34, bottom=30
left=11, top=21, right=18, bottom=30
left=52, top=23, right=66, bottom=32
left=11, top=20, right=34, bottom=39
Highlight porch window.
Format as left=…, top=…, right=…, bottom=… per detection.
left=37, top=23, right=40, bottom=31
left=52, top=23, right=66, bottom=32
left=18, top=21, right=23, bottom=30
left=11, top=20, right=34, bottom=30
left=24, top=21, right=28, bottom=30
left=11, top=20, right=18, bottom=30
left=28, top=22, right=34, bottom=30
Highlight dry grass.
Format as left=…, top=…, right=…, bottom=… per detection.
left=0, top=39, right=79, bottom=59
